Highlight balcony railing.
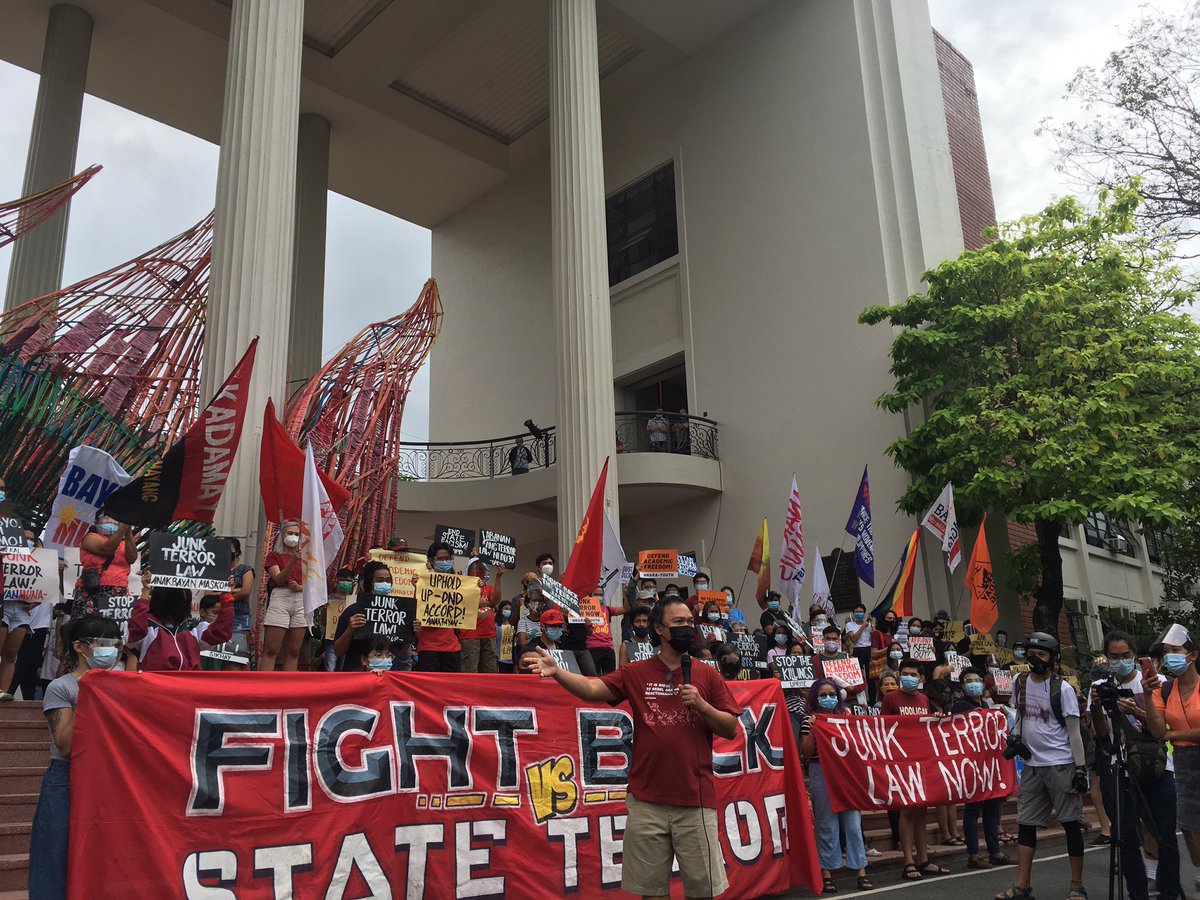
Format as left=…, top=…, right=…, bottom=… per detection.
left=397, top=411, right=718, bottom=482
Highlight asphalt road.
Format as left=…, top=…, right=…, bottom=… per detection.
left=780, top=842, right=1199, bottom=900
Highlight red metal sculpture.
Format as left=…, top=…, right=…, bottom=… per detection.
left=0, top=164, right=101, bottom=250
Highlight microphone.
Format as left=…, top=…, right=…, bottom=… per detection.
left=680, top=654, right=691, bottom=686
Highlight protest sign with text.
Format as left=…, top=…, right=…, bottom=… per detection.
left=697, top=589, right=730, bottom=614
left=434, top=524, right=475, bottom=557
left=200, top=642, right=250, bottom=665
left=324, top=597, right=351, bottom=635
left=541, top=573, right=583, bottom=621
left=810, top=709, right=1016, bottom=812
left=0, top=517, right=26, bottom=554
left=577, top=594, right=607, bottom=626
left=148, top=533, right=231, bottom=591
left=414, top=571, right=481, bottom=629
left=628, top=641, right=657, bottom=662
left=699, top=624, right=726, bottom=645
left=478, top=529, right=517, bottom=569
left=909, top=636, right=935, bottom=662
left=366, top=548, right=425, bottom=599
left=775, top=655, right=816, bottom=690
left=356, top=594, right=417, bottom=642
left=733, top=633, right=767, bottom=669
left=95, top=594, right=137, bottom=623
left=822, top=656, right=865, bottom=690
left=637, top=549, right=679, bottom=579
left=1, top=548, right=60, bottom=602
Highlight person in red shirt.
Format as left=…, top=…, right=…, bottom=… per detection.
left=460, top=557, right=503, bottom=673
left=527, top=597, right=743, bottom=898
left=879, top=658, right=950, bottom=880
left=413, top=541, right=470, bottom=673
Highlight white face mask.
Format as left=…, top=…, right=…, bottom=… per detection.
left=540, top=563, right=553, bottom=576
left=283, top=534, right=300, bottom=548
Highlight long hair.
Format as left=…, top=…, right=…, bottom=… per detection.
left=62, top=614, right=121, bottom=670
left=273, top=520, right=301, bottom=553
left=358, top=560, right=391, bottom=595
left=806, top=677, right=846, bottom=714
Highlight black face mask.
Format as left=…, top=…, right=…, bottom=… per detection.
left=721, top=659, right=742, bottom=678
left=633, top=626, right=649, bottom=639
left=1028, top=656, right=1051, bottom=675
left=664, top=626, right=694, bottom=653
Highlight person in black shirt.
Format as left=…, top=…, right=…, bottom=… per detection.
left=332, top=561, right=410, bottom=671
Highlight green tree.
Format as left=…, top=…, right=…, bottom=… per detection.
left=861, top=185, right=1200, bottom=632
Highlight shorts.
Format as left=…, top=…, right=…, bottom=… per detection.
left=263, top=589, right=307, bottom=629
left=622, top=793, right=727, bottom=897
left=2, top=600, right=33, bottom=631
left=1173, top=746, right=1200, bottom=832
left=1017, top=763, right=1082, bottom=827
left=232, top=613, right=251, bottom=633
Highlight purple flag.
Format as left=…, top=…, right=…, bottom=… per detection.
left=844, top=466, right=874, bottom=587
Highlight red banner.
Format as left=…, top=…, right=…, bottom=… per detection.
left=810, top=710, right=1016, bottom=813
left=70, top=672, right=820, bottom=898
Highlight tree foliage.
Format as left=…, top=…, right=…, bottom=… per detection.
left=861, top=185, right=1200, bottom=631
left=1041, top=3, right=1200, bottom=251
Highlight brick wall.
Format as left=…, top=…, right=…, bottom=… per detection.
left=935, top=30, right=997, bottom=251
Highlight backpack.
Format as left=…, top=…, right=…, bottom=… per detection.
left=1014, top=671, right=1065, bottom=728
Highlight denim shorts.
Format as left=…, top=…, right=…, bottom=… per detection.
left=232, top=613, right=251, bottom=633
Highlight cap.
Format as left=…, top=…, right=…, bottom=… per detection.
left=387, top=537, right=408, bottom=551
left=540, top=608, right=565, bottom=626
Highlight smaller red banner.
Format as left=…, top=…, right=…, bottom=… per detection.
left=810, top=709, right=1016, bottom=813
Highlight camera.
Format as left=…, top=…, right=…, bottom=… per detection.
left=1004, top=732, right=1032, bottom=761
left=1093, top=676, right=1134, bottom=705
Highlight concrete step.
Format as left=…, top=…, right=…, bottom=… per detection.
left=0, top=854, right=28, bottom=893
left=0, top=890, right=29, bottom=900
left=0, top=723, right=46, bottom=740
left=0, top=702, right=45, bottom=724
left=0, top=796, right=37, bottom=824
left=0, top=746, right=46, bottom=769
left=0, top=770, right=42, bottom=796
left=0, top=825, right=30, bottom=857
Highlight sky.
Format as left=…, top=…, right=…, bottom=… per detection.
left=0, top=0, right=1191, bottom=444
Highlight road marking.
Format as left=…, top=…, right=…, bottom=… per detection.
left=854, top=847, right=1106, bottom=896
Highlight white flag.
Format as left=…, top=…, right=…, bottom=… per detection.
left=300, top=443, right=344, bottom=625
left=811, top=544, right=834, bottom=617
left=41, top=445, right=132, bottom=551
left=599, top=512, right=628, bottom=607
left=921, top=482, right=962, bottom=573
left=779, top=475, right=805, bottom=616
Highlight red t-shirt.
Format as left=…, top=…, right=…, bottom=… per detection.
left=263, top=551, right=301, bottom=594
left=879, top=689, right=932, bottom=716
left=464, top=584, right=496, bottom=640
left=600, top=655, right=743, bottom=808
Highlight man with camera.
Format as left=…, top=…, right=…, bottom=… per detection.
left=1089, top=630, right=1179, bottom=900
left=995, top=633, right=1088, bottom=900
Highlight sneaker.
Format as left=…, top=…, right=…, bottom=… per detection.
left=0, top=691, right=13, bottom=702
left=969, top=855, right=994, bottom=870
left=1089, top=834, right=1110, bottom=846
left=866, top=848, right=882, bottom=858
left=1067, top=886, right=1088, bottom=900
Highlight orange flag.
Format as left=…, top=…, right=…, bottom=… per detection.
left=747, top=518, right=771, bottom=609
left=966, top=513, right=998, bottom=634
left=561, top=458, right=609, bottom=599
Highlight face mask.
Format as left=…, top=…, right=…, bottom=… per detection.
left=767, top=600, right=780, bottom=611
left=883, top=619, right=896, bottom=631
left=824, top=640, right=840, bottom=653
left=1164, top=653, right=1191, bottom=676
left=1028, top=656, right=1050, bottom=675
left=434, top=560, right=454, bottom=573
left=373, top=582, right=391, bottom=595
left=25, top=539, right=35, bottom=548
left=853, top=613, right=865, bottom=623
left=1013, top=649, right=1026, bottom=660
left=909, top=627, right=921, bottom=637
left=721, top=659, right=741, bottom=677
left=774, top=633, right=788, bottom=645
left=87, top=646, right=120, bottom=669
left=500, top=609, right=512, bottom=620
left=707, top=612, right=720, bottom=622
left=889, top=651, right=903, bottom=660
left=367, top=657, right=392, bottom=671
left=817, top=694, right=839, bottom=711
left=900, top=675, right=920, bottom=692
left=725, top=591, right=734, bottom=603
left=283, top=534, right=299, bottom=548
left=814, top=618, right=828, bottom=629
left=1108, top=658, right=1135, bottom=678
left=633, top=626, right=649, bottom=639
left=99, top=522, right=119, bottom=535
left=546, top=627, right=563, bottom=642
left=965, top=681, right=985, bottom=698
left=696, top=581, right=709, bottom=590
left=541, top=564, right=554, bottom=576
left=336, top=581, right=354, bottom=593
left=665, top=626, right=694, bottom=653
left=665, top=590, right=679, bottom=599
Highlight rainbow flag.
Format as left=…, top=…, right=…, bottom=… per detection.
left=747, top=517, right=771, bottom=608
left=872, top=528, right=919, bottom=618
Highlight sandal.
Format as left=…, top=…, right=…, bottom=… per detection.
left=990, top=853, right=1014, bottom=866
left=918, top=862, right=951, bottom=877
left=942, top=837, right=964, bottom=846
left=857, top=876, right=875, bottom=891
left=902, top=864, right=923, bottom=881
left=823, top=877, right=839, bottom=894
left=999, top=831, right=1018, bottom=843
left=995, top=886, right=1034, bottom=900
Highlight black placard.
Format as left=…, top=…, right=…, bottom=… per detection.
left=0, top=516, right=25, bottom=554
left=354, top=594, right=416, bottom=643
left=148, top=533, right=231, bottom=591
left=827, top=550, right=862, bottom=612
left=435, top=525, right=475, bottom=557
left=478, top=529, right=517, bottom=569
left=96, top=594, right=137, bottom=623
left=775, top=654, right=816, bottom=690
left=732, top=633, right=768, bottom=669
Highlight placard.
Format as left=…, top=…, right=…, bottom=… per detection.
left=620, top=562, right=636, bottom=584
left=627, top=640, right=657, bottom=662
left=148, top=533, right=231, bottom=591
left=1009, top=663, right=1030, bottom=674
left=909, top=635, right=936, bottom=662
left=366, top=549, right=425, bottom=599
left=414, top=571, right=481, bottom=630
left=822, top=656, right=865, bottom=690
left=95, top=594, right=138, bottom=623
left=2, top=548, right=60, bottom=603
left=200, top=641, right=250, bottom=665
left=577, top=594, right=606, bottom=626
left=435, top=524, right=475, bottom=557
left=355, top=594, right=417, bottom=642
left=699, top=624, right=726, bottom=645
left=697, top=589, right=730, bottom=614
left=698, top=657, right=719, bottom=670
left=324, top=597, right=351, bottom=635
left=776, top=654, right=816, bottom=690
left=546, top=647, right=582, bottom=675
left=970, top=633, right=1001, bottom=656
left=733, top=632, right=767, bottom=669
left=540, top=573, right=582, bottom=621
left=942, top=620, right=965, bottom=643
left=478, top=529, right=517, bottom=569
left=948, top=651, right=971, bottom=682
left=990, top=668, right=1014, bottom=695
left=678, top=553, right=698, bottom=577
left=0, top=516, right=26, bottom=554
left=637, top=549, right=679, bottom=579
left=993, top=647, right=1015, bottom=666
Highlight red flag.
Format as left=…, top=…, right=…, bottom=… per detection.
left=259, top=398, right=350, bottom=524
left=561, top=458, right=609, bottom=599
left=967, top=513, right=999, bottom=634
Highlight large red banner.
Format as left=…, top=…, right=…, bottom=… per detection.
left=810, top=710, right=1016, bottom=813
left=70, top=672, right=820, bottom=898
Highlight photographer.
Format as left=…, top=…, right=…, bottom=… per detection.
left=994, top=633, right=1087, bottom=900
left=1089, top=630, right=1179, bottom=900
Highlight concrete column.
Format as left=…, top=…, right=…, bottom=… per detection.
left=4, top=4, right=93, bottom=310
left=203, top=0, right=303, bottom=564
left=289, top=113, right=330, bottom=386
left=549, top=0, right=620, bottom=559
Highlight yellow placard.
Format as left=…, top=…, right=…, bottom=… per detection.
left=942, top=620, right=965, bottom=643
left=415, top=570, right=482, bottom=629
left=367, top=549, right=426, bottom=598
left=324, top=596, right=350, bottom=634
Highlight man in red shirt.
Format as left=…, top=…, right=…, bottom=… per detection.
left=528, top=597, right=742, bottom=898
left=413, top=541, right=466, bottom=673
left=460, top=557, right=502, bottom=673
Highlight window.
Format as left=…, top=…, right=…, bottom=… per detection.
left=1083, top=512, right=1137, bottom=557
left=606, top=163, right=679, bottom=286
left=1146, top=527, right=1173, bottom=565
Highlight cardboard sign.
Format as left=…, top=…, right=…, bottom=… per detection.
left=620, top=562, right=637, bottom=584
left=414, top=571, right=481, bottom=630
left=61, top=547, right=82, bottom=601
left=95, top=594, right=138, bottom=623
left=324, top=597, right=351, bottom=635
left=366, top=549, right=425, bottom=599
left=942, top=620, right=965, bottom=643
left=993, top=647, right=1015, bottom=666
left=546, top=647, right=582, bottom=675
left=578, top=595, right=607, bottom=626
left=0, top=517, right=26, bottom=554
left=355, top=594, right=417, bottom=642
left=678, top=554, right=698, bottom=577
left=733, top=633, right=767, bottom=669
left=822, top=656, right=865, bottom=690
left=435, top=525, right=475, bottom=558
left=698, top=657, right=719, bottom=670
left=478, top=529, right=517, bottom=570
left=628, top=640, right=657, bottom=662
left=909, top=635, right=936, bottom=662
left=970, top=633, right=1001, bottom=656
left=990, top=668, right=1014, bottom=696
left=2, top=548, right=61, bottom=603
left=540, top=574, right=583, bottom=621
left=200, top=642, right=250, bottom=665
left=148, top=533, right=231, bottom=591
left=1009, top=663, right=1030, bottom=674
left=697, top=589, right=730, bottom=614
left=699, top=624, right=726, bottom=645
left=948, top=651, right=971, bottom=682
left=637, top=549, right=679, bottom=579
left=776, top=654, right=816, bottom=690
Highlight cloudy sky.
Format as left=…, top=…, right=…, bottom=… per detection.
left=0, top=0, right=1190, bottom=443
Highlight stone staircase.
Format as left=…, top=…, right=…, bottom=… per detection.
left=0, top=700, right=46, bottom=900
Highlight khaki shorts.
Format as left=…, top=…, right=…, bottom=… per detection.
left=1017, top=763, right=1082, bottom=827
left=263, top=588, right=307, bottom=629
left=622, top=793, right=727, bottom=897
